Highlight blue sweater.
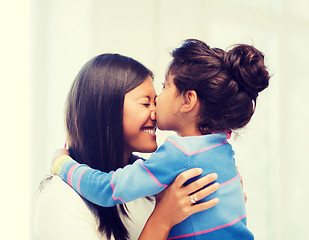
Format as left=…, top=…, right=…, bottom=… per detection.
left=54, top=133, right=254, bottom=239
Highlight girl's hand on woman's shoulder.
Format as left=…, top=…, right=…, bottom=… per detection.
left=50, top=148, right=70, bottom=173
left=138, top=168, right=219, bottom=240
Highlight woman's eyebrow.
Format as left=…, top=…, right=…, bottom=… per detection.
left=135, top=95, right=151, bottom=101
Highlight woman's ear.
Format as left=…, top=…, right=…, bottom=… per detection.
left=181, top=90, right=198, bottom=113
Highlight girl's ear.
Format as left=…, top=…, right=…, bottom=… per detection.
left=181, top=90, right=198, bottom=113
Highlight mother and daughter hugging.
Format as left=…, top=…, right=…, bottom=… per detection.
left=35, top=38, right=270, bottom=240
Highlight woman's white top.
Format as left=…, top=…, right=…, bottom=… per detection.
left=34, top=176, right=155, bottom=240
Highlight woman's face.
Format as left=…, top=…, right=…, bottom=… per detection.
left=123, top=76, right=157, bottom=158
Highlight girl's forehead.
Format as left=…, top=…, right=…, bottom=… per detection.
left=165, top=73, right=174, bottom=82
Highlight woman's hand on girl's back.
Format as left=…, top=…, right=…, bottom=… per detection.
left=138, top=168, right=219, bottom=240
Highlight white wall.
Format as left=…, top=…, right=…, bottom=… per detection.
left=2, top=0, right=308, bottom=239
left=0, top=0, right=31, bottom=239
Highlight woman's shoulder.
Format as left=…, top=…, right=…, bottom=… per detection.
left=34, top=175, right=101, bottom=240
left=36, top=175, right=88, bottom=208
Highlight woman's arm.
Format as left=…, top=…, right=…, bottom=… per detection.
left=139, top=168, right=219, bottom=240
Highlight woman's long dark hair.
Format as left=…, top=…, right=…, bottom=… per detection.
left=168, top=39, right=270, bottom=134
left=65, top=54, right=153, bottom=239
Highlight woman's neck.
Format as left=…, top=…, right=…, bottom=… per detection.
left=123, top=150, right=132, bottom=166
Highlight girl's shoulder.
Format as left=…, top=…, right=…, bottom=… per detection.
left=164, top=133, right=231, bottom=155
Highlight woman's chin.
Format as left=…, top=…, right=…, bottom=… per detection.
left=141, top=144, right=158, bottom=153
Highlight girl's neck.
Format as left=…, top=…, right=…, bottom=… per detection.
left=177, top=126, right=202, bottom=137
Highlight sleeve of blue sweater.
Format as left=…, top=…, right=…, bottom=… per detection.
left=53, top=138, right=186, bottom=207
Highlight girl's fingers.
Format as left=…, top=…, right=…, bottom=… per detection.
left=244, top=192, right=247, bottom=202
left=236, top=167, right=247, bottom=202
left=185, top=173, right=218, bottom=195
left=173, top=168, right=203, bottom=187
left=240, top=175, right=244, bottom=189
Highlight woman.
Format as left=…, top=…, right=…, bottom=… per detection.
left=34, top=53, right=219, bottom=240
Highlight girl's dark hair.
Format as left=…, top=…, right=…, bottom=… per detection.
left=168, top=39, right=270, bottom=134
left=65, top=53, right=153, bottom=240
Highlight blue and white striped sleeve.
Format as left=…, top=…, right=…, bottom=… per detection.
left=52, top=139, right=186, bottom=207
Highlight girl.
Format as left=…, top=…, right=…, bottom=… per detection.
left=53, top=39, right=270, bottom=239
left=34, top=53, right=219, bottom=240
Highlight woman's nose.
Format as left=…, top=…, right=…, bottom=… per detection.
left=150, top=108, right=156, bottom=120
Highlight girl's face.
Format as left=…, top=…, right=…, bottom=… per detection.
left=123, top=76, right=157, bottom=158
left=155, top=75, right=183, bottom=133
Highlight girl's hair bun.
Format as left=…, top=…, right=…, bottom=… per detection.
left=168, top=39, right=271, bottom=133
left=224, top=44, right=270, bottom=100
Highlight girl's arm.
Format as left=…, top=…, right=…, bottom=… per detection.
left=52, top=140, right=186, bottom=207
left=139, top=168, right=219, bottom=240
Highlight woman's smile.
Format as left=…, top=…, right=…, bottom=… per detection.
left=141, top=126, right=157, bottom=136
